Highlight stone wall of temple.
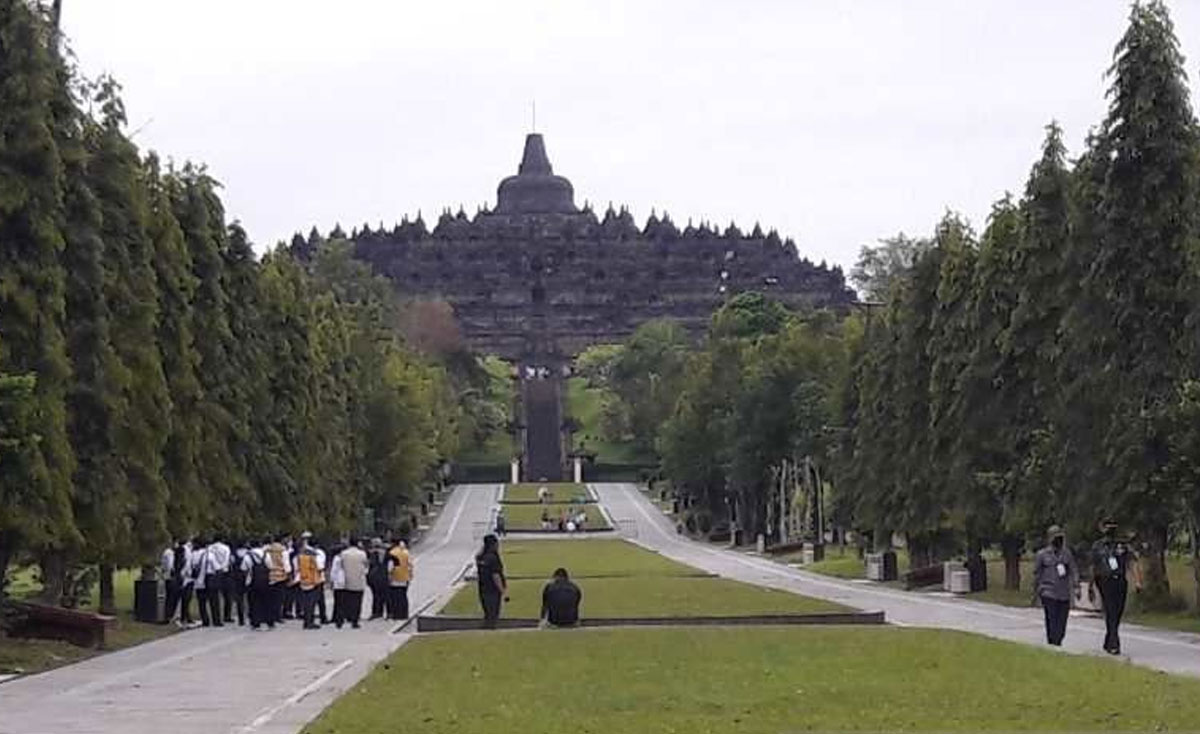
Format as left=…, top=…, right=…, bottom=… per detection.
left=351, top=206, right=855, bottom=360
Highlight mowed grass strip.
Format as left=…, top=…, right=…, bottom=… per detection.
left=499, top=503, right=608, bottom=530
left=488, top=540, right=705, bottom=579
left=502, top=482, right=587, bottom=503
left=306, top=626, right=1200, bottom=734
left=441, top=575, right=846, bottom=618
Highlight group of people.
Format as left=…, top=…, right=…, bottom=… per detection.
left=1031, top=519, right=1144, bottom=654
left=473, top=533, right=583, bottom=628
left=159, top=533, right=416, bottom=631
left=538, top=508, right=590, bottom=532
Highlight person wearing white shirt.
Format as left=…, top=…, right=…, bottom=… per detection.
left=313, top=542, right=329, bottom=625
left=161, top=539, right=195, bottom=626
left=207, top=536, right=233, bottom=624
left=192, top=536, right=221, bottom=627
left=330, top=548, right=347, bottom=628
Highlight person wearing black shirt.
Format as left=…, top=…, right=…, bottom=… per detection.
left=475, top=534, right=508, bottom=629
left=540, top=568, right=582, bottom=627
left=1090, top=519, right=1143, bottom=655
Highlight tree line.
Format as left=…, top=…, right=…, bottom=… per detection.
left=0, top=1, right=467, bottom=612
left=580, top=1, right=1200, bottom=613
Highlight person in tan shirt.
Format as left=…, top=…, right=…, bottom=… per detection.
left=336, top=538, right=369, bottom=628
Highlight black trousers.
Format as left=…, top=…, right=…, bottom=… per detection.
left=282, top=584, right=298, bottom=618
left=387, top=585, right=409, bottom=620
left=214, top=572, right=233, bottom=622
left=369, top=582, right=387, bottom=619
left=300, top=586, right=320, bottom=628
left=227, top=582, right=246, bottom=625
left=1098, top=577, right=1128, bottom=652
left=179, top=584, right=194, bottom=623
left=315, top=583, right=328, bottom=624
left=267, top=583, right=285, bottom=625
left=248, top=586, right=273, bottom=628
left=332, top=589, right=346, bottom=627
left=1040, top=596, right=1069, bottom=646
left=479, top=590, right=501, bottom=628
left=163, top=578, right=182, bottom=623
left=343, top=590, right=364, bottom=627
left=197, top=587, right=221, bottom=626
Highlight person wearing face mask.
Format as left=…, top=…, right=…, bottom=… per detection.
left=1090, top=519, right=1143, bottom=655
left=1032, top=525, right=1077, bottom=646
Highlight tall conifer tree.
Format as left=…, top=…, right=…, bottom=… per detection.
left=0, top=0, right=77, bottom=576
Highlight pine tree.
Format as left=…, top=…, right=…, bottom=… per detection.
left=148, top=158, right=204, bottom=537
left=57, top=68, right=131, bottom=610
left=0, top=0, right=78, bottom=577
left=171, top=166, right=243, bottom=532
left=1073, top=0, right=1200, bottom=603
left=85, top=79, right=171, bottom=572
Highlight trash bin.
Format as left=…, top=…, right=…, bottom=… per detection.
left=134, top=578, right=165, bottom=623
left=949, top=569, right=972, bottom=594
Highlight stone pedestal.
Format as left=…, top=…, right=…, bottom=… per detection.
left=510, top=459, right=520, bottom=485
left=573, top=456, right=583, bottom=483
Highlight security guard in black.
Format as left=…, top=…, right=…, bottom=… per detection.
left=1091, top=520, right=1141, bottom=655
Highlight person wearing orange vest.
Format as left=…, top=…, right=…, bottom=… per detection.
left=264, top=534, right=291, bottom=626
left=295, top=532, right=323, bottom=630
left=386, top=540, right=414, bottom=620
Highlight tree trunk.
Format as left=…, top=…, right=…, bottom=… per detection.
left=0, top=537, right=12, bottom=599
left=98, top=564, right=116, bottom=615
left=1141, top=524, right=1171, bottom=609
left=1001, top=535, right=1022, bottom=591
left=37, top=551, right=66, bottom=606
left=1191, top=522, right=1200, bottom=615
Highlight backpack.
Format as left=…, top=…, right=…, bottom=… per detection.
left=190, top=550, right=205, bottom=580
left=367, top=552, right=386, bottom=586
left=250, top=552, right=270, bottom=590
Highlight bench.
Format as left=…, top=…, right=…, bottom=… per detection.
left=7, top=601, right=114, bottom=649
left=903, top=564, right=944, bottom=590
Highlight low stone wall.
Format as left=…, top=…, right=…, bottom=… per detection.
left=416, top=610, right=885, bottom=633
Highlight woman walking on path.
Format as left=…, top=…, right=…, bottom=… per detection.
left=476, top=534, right=508, bottom=628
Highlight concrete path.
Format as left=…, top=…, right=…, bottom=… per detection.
left=0, top=484, right=500, bottom=734
left=595, top=482, right=1200, bottom=678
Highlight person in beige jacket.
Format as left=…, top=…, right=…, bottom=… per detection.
left=333, top=537, right=370, bottom=629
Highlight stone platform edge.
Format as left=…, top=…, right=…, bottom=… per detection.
left=416, top=610, right=885, bottom=632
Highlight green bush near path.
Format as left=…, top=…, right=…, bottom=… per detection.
left=306, top=626, right=1200, bottom=734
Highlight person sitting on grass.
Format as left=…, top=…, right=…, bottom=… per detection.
left=540, top=567, right=581, bottom=628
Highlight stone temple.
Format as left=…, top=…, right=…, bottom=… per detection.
left=350, top=134, right=855, bottom=479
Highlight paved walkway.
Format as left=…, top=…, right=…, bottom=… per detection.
left=594, top=482, right=1200, bottom=678
left=0, top=484, right=500, bottom=734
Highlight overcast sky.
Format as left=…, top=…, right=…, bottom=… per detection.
left=61, top=1, right=1200, bottom=271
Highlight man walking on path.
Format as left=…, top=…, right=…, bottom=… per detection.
left=208, top=535, right=232, bottom=624
left=387, top=539, right=414, bottom=620
left=228, top=539, right=249, bottom=626
left=295, top=533, right=323, bottom=630
left=1032, top=525, right=1077, bottom=646
left=245, top=538, right=273, bottom=629
left=540, top=567, right=582, bottom=627
left=337, top=538, right=368, bottom=628
left=265, top=534, right=290, bottom=625
left=161, top=539, right=194, bottom=627
left=367, top=538, right=388, bottom=620
left=192, top=536, right=220, bottom=627
left=1091, top=519, right=1143, bottom=655
left=476, top=534, right=508, bottom=629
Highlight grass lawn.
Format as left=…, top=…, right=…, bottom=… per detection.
left=1, top=567, right=176, bottom=675
left=441, top=575, right=846, bottom=618
left=493, top=540, right=699, bottom=579
left=444, top=539, right=847, bottom=619
left=502, top=482, right=587, bottom=503
left=305, top=626, right=1200, bottom=734
left=499, top=503, right=608, bottom=531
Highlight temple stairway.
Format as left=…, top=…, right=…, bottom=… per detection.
left=522, top=374, right=563, bottom=481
